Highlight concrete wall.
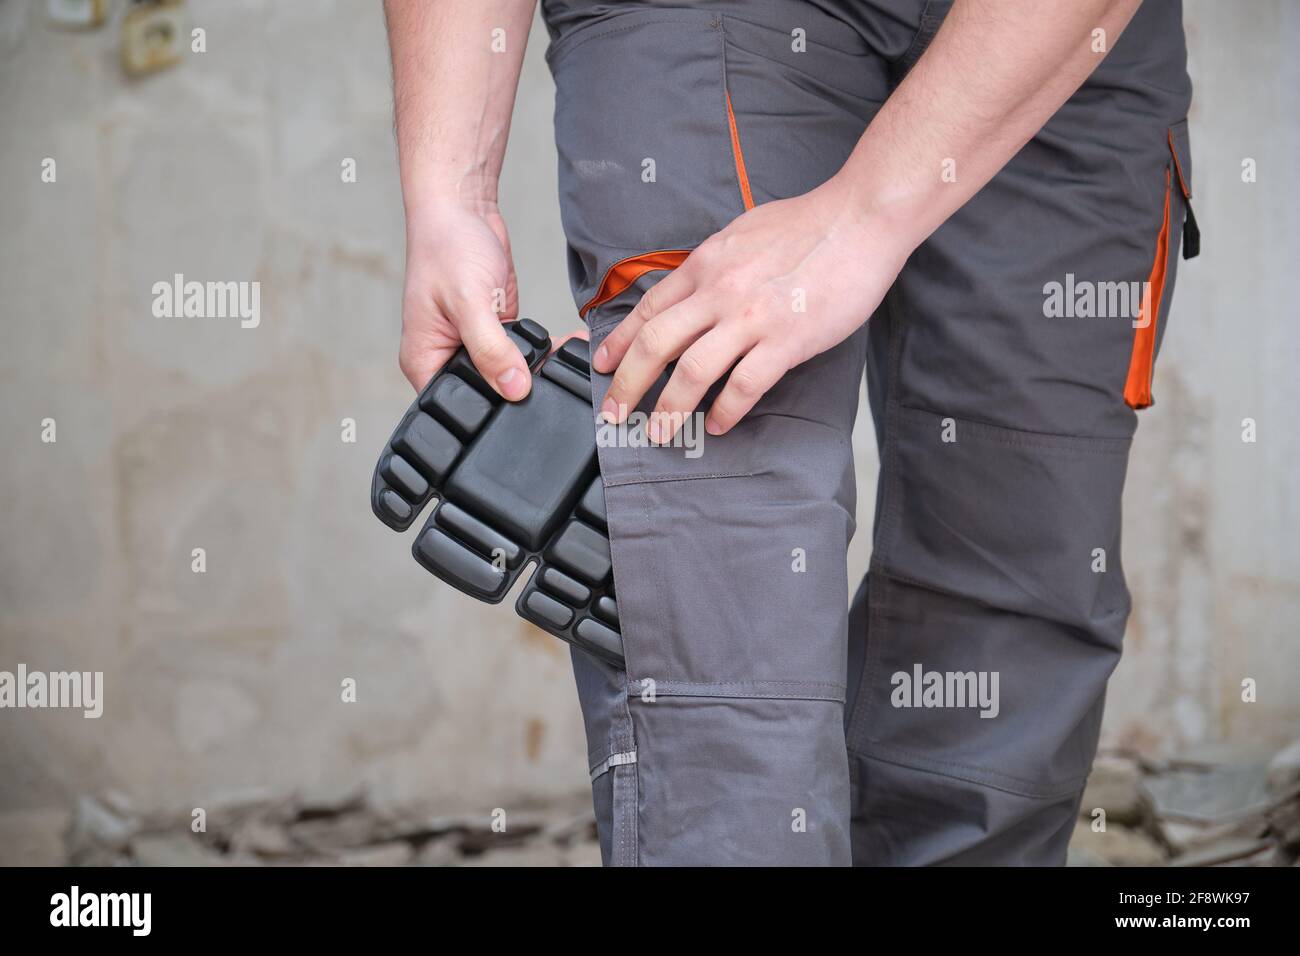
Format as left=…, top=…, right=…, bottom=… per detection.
left=1, top=0, right=1296, bottom=835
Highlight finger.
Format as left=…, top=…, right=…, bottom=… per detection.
left=704, top=343, right=788, bottom=435
left=459, top=311, right=532, bottom=401
left=649, top=323, right=756, bottom=444
left=399, top=341, right=457, bottom=392
left=599, top=297, right=714, bottom=425
left=592, top=265, right=695, bottom=373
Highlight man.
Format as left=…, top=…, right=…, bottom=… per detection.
left=384, top=0, right=1194, bottom=865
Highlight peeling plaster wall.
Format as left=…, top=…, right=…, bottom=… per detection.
left=0, top=0, right=1296, bottom=824
left=1106, top=1, right=1300, bottom=752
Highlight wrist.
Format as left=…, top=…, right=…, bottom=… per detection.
left=814, top=173, right=922, bottom=272
left=401, top=164, right=500, bottom=219
left=403, top=191, right=500, bottom=233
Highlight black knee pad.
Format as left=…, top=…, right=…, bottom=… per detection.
left=370, top=319, right=623, bottom=666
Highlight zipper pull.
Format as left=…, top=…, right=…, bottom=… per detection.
left=1182, top=199, right=1200, bottom=260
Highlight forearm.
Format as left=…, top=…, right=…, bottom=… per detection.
left=592, top=0, right=1157, bottom=437
left=837, top=0, right=1140, bottom=249
left=383, top=0, right=536, bottom=213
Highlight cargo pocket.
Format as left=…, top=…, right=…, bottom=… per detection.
left=548, top=9, right=754, bottom=323
left=849, top=407, right=1133, bottom=797
left=1123, top=119, right=1195, bottom=409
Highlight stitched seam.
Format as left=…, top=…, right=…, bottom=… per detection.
left=587, top=311, right=630, bottom=335
left=850, top=744, right=1087, bottom=800
left=719, top=34, right=884, bottom=104
left=719, top=26, right=754, bottom=212
left=603, top=470, right=756, bottom=489
left=896, top=2, right=947, bottom=67
left=628, top=762, right=640, bottom=867
left=632, top=690, right=843, bottom=703
left=634, top=679, right=845, bottom=691
left=719, top=13, right=871, bottom=58
left=1168, top=124, right=1192, bottom=200
left=849, top=286, right=907, bottom=744
left=628, top=680, right=846, bottom=703
left=653, top=691, right=843, bottom=702
left=617, top=385, right=657, bottom=868
left=618, top=764, right=628, bottom=864
left=546, top=14, right=711, bottom=68
left=865, top=562, right=1131, bottom=634
left=586, top=323, right=641, bottom=868
left=897, top=406, right=1132, bottom=453
left=749, top=409, right=850, bottom=437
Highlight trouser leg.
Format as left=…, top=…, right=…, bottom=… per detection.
left=545, top=5, right=884, bottom=864
left=845, top=0, right=1194, bottom=865
left=574, top=316, right=867, bottom=866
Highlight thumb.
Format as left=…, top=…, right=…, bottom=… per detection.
left=459, top=312, right=532, bottom=402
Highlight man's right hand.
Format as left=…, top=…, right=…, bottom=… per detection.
left=383, top=0, right=538, bottom=399
left=398, top=201, right=532, bottom=401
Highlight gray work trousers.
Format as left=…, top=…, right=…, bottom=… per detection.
left=542, top=0, right=1194, bottom=865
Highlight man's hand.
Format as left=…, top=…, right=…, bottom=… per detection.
left=592, top=0, right=1141, bottom=441
left=592, top=181, right=906, bottom=439
left=384, top=0, right=537, bottom=397
left=399, top=200, right=530, bottom=399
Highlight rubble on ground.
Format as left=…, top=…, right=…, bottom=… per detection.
left=6, top=737, right=1296, bottom=866
left=1068, top=740, right=1300, bottom=867
left=56, top=787, right=601, bottom=867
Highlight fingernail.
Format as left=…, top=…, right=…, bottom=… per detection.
left=647, top=416, right=663, bottom=444
left=600, top=396, right=619, bottom=423
left=497, top=366, right=526, bottom=400
left=594, top=344, right=609, bottom=370
left=705, top=416, right=723, bottom=436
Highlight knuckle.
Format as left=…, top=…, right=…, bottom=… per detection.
left=632, top=322, right=665, bottom=360
left=473, top=336, right=513, bottom=369
left=450, top=280, right=485, bottom=308
left=608, top=374, right=632, bottom=400
left=637, top=284, right=660, bottom=318
left=728, top=367, right=764, bottom=399
left=675, top=350, right=711, bottom=388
